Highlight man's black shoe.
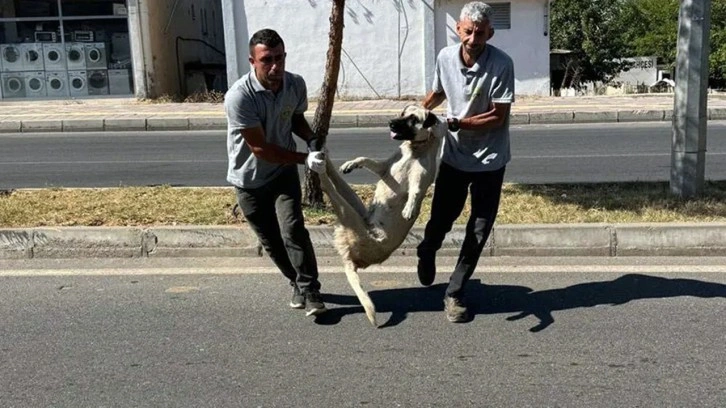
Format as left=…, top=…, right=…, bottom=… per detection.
left=304, top=290, right=327, bottom=316
left=289, top=284, right=305, bottom=309
left=417, top=252, right=436, bottom=286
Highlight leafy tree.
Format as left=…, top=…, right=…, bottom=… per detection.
left=621, top=0, right=726, bottom=88
left=708, top=0, right=726, bottom=88
left=550, top=0, right=629, bottom=88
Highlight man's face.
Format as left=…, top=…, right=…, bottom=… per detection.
left=249, top=43, right=286, bottom=91
left=456, top=18, right=492, bottom=57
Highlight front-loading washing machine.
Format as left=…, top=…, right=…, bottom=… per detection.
left=87, top=69, right=109, bottom=95
left=68, top=70, right=88, bottom=96
left=1, top=44, right=23, bottom=72
left=108, top=69, right=132, bottom=95
left=24, top=71, right=46, bottom=97
left=43, top=43, right=66, bottom=71
left=2, top=72, right=26, bottom=98
left=22, top=43, right=45, bottom=71
left=84, top=43, right=107, bottom=69
left=46, top=71, right=68, bottom=97
left=65, top=42, right=85, bottom=70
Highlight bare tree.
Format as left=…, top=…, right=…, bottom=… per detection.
left=303, top=0, right=345, bottom=208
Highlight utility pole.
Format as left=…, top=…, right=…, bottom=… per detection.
left=671, top=0, right=711, bottom=198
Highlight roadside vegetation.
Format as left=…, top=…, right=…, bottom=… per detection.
left=1, top=182, right=725, bottom=228
left=551, top=0, right=726, bottom=90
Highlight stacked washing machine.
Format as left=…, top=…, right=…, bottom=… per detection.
left=0, top=39, right=111, bottom=99
left=1, top=43, right=47, bottom=98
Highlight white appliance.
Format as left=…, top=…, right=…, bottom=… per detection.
left=65, top=43, right=86, bottom=70
left=46, top=71, right=68, bottom=97
left=1, top=44, right=23, bottom=72
left=84, top=43, right=107, bottom=69
left=24, top=71, right=46, bottom=97
left=2, top=73, right=26, bottom=98
left=22, top=43, right=45, bottom=71
left=68, top=70, right=88, bottom=96
left=108, top=69, right=132, bottom=95
left=43, top=43, right=66, bottom=71
left=87, top=69, right=109, bottom=95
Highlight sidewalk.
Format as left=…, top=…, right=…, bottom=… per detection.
left=0, top=93, right=725, bottom=132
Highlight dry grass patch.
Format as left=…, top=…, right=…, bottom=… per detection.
left=1, top=182, right=725, bottom=228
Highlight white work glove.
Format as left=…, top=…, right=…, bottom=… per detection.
left=306, top=151, right=326, bottom=174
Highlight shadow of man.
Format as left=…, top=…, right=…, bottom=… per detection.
left=316, top=274, right=726, bottom=332
left=502, top=274, right=726, bottom=332
left=316, top=279, right=530, bottom=328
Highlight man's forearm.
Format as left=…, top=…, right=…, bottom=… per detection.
left=459, top=104, right=510, bottom=130
left=250, top=143, right=308, bottom=165
left=422, top=91, right=446, bottom=110
left=291, top=114, right=317, bottom=146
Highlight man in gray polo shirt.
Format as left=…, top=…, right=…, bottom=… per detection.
left=417, top=1, right=515, bottom=322
left=224, top=28, right=327, bottom=317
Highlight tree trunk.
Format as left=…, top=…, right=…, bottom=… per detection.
left=303, top=0, right=345, bottom=208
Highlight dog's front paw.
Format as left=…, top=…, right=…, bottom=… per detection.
left=402, top=203, right=416, bottom=220
left=340, top=160, right=359, bottom=174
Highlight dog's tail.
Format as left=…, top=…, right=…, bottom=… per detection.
left=344, top=262, right=377, bottom=327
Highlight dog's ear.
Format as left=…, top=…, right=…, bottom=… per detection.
left=422, top=111, right=438, bottom=129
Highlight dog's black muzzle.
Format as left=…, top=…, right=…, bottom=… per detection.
left=389, top=116, right=416, bottom=140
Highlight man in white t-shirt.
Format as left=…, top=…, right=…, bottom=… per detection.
left=224, top=29, right=327, bottom=317
left=417, top=2, right=515, bottom=323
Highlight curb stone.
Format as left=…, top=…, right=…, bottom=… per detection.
left=2, top=223, right=725, bottom=260
left=11, top=108, right=726, bottom=132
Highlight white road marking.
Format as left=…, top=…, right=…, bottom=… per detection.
left=3, top=264, right=726, bottom=277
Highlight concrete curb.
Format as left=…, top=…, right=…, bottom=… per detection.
left=2, top=108, right=725, bottom=132
left=2, top=223, right=725, bottom=259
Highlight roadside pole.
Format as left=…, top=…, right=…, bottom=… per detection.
left=671, top=0, right=711, bottom=198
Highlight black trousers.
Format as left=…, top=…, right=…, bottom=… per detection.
left=417, top=162, right=505, bottom=298
left=235, top=165, right=320, bottom=292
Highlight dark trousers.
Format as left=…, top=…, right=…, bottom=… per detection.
left=417, top=162, right=505, bottom=298
left=235, top=165, right=320, bottom=292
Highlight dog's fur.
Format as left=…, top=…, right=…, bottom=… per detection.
left=318, top=105, right=446, bottom=326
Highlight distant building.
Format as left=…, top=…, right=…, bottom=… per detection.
left=0, top=0, right=225, bottom=101
left=0, top=1, right=552, bottom=101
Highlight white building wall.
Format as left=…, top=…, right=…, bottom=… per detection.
left=434, top=0, right=550, bottom=96
left=226, top=0, right=550, bottom=99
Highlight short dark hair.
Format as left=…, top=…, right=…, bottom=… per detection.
left=249, top=29, right=285, bottom=52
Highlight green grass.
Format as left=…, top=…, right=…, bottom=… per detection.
left=1, top=182, right=725, bottom=228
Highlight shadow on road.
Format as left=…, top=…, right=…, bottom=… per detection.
left=316, top=274, right=726, bottom=331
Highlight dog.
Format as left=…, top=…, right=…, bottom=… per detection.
left=317, top=105, right=446, bottom=327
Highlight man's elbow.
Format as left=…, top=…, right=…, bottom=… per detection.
left=250, top=146, right=274, bottom=161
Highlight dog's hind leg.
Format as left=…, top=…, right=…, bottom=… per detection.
left=344, top=260, right=377, bottom=327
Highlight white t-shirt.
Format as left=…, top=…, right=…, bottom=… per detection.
left=432, top=43, right=515, bottom=172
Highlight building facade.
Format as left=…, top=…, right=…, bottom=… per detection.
left=0, top=0, right=225, bottom=100
left=0, top=0, right=550, bottom=101
left=222, top=0, right=552, bottom=99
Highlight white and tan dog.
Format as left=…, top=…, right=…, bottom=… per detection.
left=317, top=105, right=446, bottom=326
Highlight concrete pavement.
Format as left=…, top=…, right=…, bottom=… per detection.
left=1, top=93, right=725, bottom=259
left=0, top=93, right=725, bottom=132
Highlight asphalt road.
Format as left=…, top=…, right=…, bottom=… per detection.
left=1, top=122, right=726, bottom=188
left=1, top=257, right=725, bottom=407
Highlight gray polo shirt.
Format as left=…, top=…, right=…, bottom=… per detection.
left=432, top=43, right=515, bottom=172
left=224, top=70, right=308, bottom=188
